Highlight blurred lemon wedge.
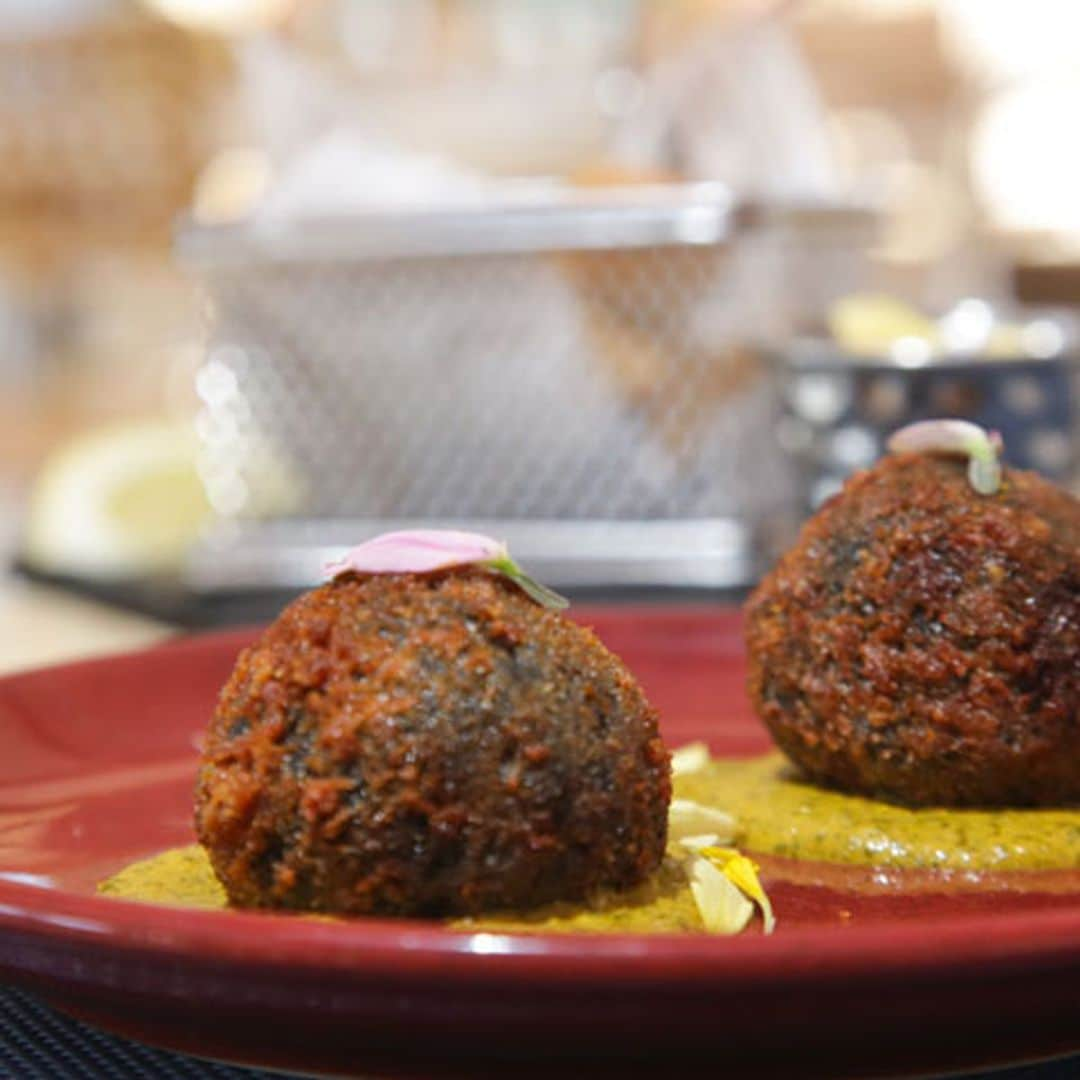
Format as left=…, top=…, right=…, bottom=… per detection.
left=23, top=420, right=212, bottom=580
left=828, top=293, right=939, bottom=357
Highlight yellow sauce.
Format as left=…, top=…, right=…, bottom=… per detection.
left=99, top=752, right=1080, bottom=926
left=679, top=753, right=1080, bottom=873
left=99, top=844, right=226, bottom=909
left=99, top=845, right=703, bottom=932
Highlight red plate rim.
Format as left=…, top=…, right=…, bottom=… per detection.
left=1, top=625, right=1078, bottom=992
left=2, top=856, right=1079, bottom=988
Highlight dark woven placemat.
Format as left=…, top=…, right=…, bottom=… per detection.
left=0, top=987, right=284, bottom=1079
left=1, top=984, right=1076, bottom=1079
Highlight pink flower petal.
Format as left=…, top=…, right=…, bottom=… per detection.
left=887, top=419, right=989, bottom=457
left=887, top=419, right=1003, bottom=495
left=324, top=529, right=508, bottom=578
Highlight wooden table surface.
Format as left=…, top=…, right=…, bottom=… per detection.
left=0, top=576, right=171, bottom=677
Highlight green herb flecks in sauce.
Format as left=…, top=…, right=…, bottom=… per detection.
left=99, top=752, right=1080, bottom=925
left=679, top=753, right=1080, bottom=872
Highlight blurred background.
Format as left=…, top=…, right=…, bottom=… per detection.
left=2, top=0, right=1080, bottom=667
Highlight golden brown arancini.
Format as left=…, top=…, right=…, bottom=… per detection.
left=746, top=453, right=1079, bottom=807
left=195, top=568, right=670, bottom=915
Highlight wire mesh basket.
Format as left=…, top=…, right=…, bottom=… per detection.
left=179, top=188, right=871, bottom=591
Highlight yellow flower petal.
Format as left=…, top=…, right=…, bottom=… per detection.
left=700, top=847, right=777, bottom=934
left=689, top=856, right=754, bottom=935
left=671, top=741, right=711, bottom=776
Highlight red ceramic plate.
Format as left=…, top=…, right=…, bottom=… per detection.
left=0, top=608, right=1077, bottom=1080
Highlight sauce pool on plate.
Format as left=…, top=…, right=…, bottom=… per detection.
left=100, top=752, right=1080, bottom=931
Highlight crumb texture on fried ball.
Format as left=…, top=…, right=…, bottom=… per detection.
left=746, top=453, right=1079, bottom=807
left=195, top=568, right=670, bottom=916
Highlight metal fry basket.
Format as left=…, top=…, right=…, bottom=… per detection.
left=178, top=187, right=869, bottom=593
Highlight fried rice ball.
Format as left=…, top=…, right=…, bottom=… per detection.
left=195, top=568, right=671, bottom=916
left=746, top=452, right=1079, bottom=807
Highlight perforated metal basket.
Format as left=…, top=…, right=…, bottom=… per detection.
left=776, top=326, right=1080, bottom=512
left=179, top=188, right=870, bottom=592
